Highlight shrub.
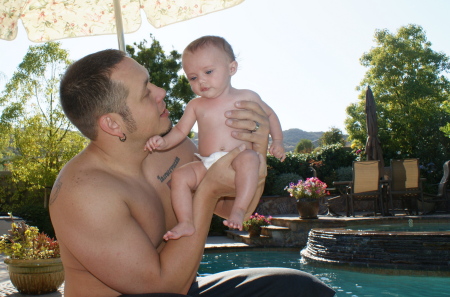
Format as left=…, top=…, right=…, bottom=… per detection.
left=336, top=166, right=353, bottom=181
left=0, top=214, right=59, bottom=259
left=8, top=204, right=54, bottom=238
left=271, top=173, right=303, bottom=196
left=264, top=153, right=310, bottom=195
left=264, top=145, right=356, bottom=195
left=208, top=214, right=227, bottom=236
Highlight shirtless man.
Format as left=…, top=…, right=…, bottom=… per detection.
left=50, top=49, right=335, bottom=297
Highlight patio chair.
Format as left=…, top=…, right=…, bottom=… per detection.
left=422, top=160, right=450, bottom=213
left=346, top=160, right=384, bottom=217
left=388, top=158, right=424, bottom=215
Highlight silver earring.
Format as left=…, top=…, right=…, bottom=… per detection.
left=119, top=133, right=126, bottom=142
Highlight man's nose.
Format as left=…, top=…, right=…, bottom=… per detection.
left=155, top=86, right=167, bottom=102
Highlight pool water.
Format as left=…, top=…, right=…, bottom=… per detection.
left=199, top=250, right=450, bottom=297
left=346, top=222, right=450, bottom=232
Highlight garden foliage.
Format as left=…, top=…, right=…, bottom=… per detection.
left=264, top=143, right=356, bottom=196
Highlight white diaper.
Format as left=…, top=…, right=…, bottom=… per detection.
left=195, top=151, right=228, bottom=170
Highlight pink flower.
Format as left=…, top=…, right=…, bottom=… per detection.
left=285, top=177, right=328, bottom=200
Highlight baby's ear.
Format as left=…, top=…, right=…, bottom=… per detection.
left=229, top=61, right=238, bottom=76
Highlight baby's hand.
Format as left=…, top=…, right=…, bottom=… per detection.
left=144, top=136, right=165, bottom=152
left=269, top=140, right=286, bottom=162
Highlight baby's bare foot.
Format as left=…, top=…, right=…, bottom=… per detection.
left=223, top=208, right=246, bottom=231
left=223, top=219, right=242, bottom=231
left=163, top=222, right=195, bottom=241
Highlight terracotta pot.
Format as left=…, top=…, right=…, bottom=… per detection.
left=296, top=199, right=320, bottom=219
left=248, top=228, right=261, bottom=238
left=4, top=257, right=64, bottom=294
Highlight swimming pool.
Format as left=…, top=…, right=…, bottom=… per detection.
left=347, top=222, right=450, bottom=232
left=301, top=219, right=450, bottom=273
left=199, top=250, right=450, bottom=297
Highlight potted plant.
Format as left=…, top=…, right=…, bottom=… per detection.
left=243, top=213, right=272, bottom=237
left=0, top=213, right=64, bottom=294
left=285, top=177, right=329, bottom=219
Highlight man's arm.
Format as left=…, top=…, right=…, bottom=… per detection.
left=159, top=145, right=251, bottom=292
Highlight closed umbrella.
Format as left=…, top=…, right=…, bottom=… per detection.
left=365, top=86, right=384, bottom=172
left=0, top=0, right=244, bottom=51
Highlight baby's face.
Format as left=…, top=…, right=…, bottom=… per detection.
left=182, top=45, right=236, bottom=99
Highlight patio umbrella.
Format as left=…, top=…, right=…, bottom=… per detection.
left=365, top=86, right=384, bottom=173
left=0, top=0, right=245, bottom=51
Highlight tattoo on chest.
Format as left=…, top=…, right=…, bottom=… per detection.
left=157, top=156, right=180, bottom=184
left=49, top=180, right=62, bottom=205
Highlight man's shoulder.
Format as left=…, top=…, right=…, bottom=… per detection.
left=54, top=154, right=127, bottom=204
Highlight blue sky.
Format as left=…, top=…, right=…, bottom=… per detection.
left=1, top=0, right=450, bottom=133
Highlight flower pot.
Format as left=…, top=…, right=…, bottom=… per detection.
left=296, top=199, right=320, bottom=219
left=4, top=257, right=64, bottom=294
left=248, top=228, right=262, bottom=238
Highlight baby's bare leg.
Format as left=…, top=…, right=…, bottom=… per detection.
left=164, top=161, right=207, bottom=240
left=223, top=149, right=260, bottom=231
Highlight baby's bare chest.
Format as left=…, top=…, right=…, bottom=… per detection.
left=195, top=104, right=251, bottom=155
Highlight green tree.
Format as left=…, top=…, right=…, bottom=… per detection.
left=318, top=127, right=345, bottom=146
left=345, top=24, right=450, bottom=171
left=0, top=42, right=88, bottom=195
left=127, top=35, right=195, bottom=124
left=441, top=100, right=450, bottom=138
left=0, top=72, right=10, bottom=168
left=294, top=139, right=313, bottom=154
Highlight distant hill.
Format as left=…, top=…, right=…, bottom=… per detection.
left=191, top=128, right=325, bottom=152
left=281, top=128, right=324, bottom=152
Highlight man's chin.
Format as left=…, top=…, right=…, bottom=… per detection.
left=160, top=123, right=173, bottom=137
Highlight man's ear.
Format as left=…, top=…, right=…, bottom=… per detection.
left=229, top=61, right=238, bottom=76
left=98, top=114, right=123, bottom=137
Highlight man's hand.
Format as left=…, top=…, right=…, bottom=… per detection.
left=200, top=144, right=247, bottom=199
left=225, top=100, right=270, bottom=157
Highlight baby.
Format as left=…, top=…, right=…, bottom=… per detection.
left=145, top=36, right=285, bottom=240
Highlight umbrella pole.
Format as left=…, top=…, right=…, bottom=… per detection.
left=113, top=0, right=126, bottom=52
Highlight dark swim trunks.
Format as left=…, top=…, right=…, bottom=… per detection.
left=120, top=267, right=335, bottom=297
